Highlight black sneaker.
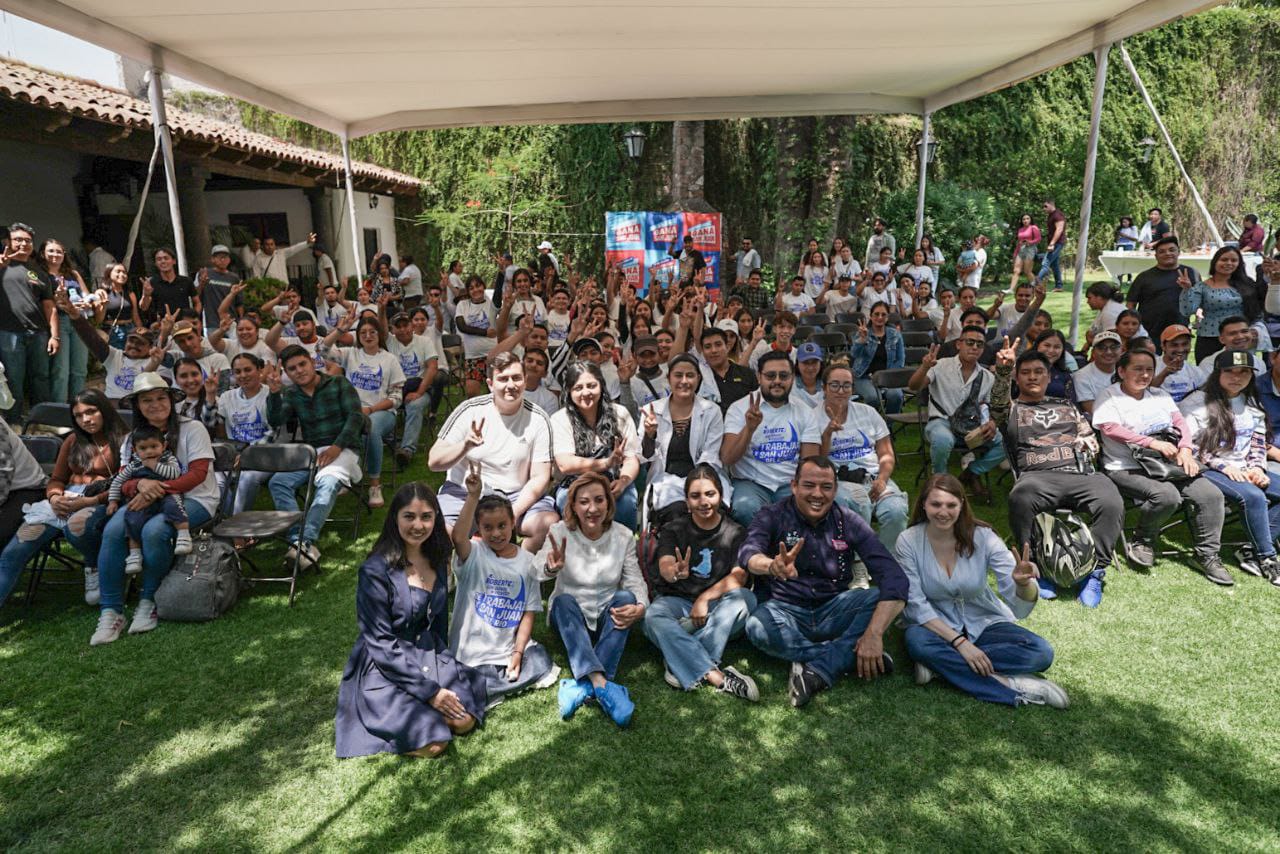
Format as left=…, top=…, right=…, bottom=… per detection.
left=394, top=447, right=413, bottom=469
left=1125, top=536, right=1155, bottom=569
left=717, top=666, right=759, bottom=702
left=1195, top=555, right=1234, bottom=586
left=1235, top=546, right=1263, bottom=577
left=788, top=662, right=827, bottom=708
left=1262, top=556, right=1280, bottom=588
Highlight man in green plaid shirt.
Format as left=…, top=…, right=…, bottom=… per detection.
left=731, top=269, right=773, bottom=315
left=265, top=344, right=365, bottom=565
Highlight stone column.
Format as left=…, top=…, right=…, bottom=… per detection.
left=305, top=185, right=336, bottom=253
left=177, top=165, right=211, bottom=269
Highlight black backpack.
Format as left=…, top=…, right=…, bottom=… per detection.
left=155, top=534, right=243, bottom=621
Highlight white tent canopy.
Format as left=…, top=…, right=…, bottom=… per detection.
left=5, top=0, right=1218, bottom=137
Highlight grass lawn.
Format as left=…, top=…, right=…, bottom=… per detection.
left=3, top=285, right=1279, bottom=852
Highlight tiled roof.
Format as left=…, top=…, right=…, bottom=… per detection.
left=0, top=57, right=422, bottom=192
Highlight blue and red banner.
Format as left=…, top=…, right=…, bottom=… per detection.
left=605, top=211, right=722, bottom=296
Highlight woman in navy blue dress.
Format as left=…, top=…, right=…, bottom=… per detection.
left=336, top=483, right=487, bottom=758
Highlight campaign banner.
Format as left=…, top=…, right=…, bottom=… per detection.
left=605, top=211, right=722, bottom=296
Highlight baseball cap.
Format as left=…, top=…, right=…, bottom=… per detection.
left=1093, top=331, right=1122, bottom=347
left=796, top=342, right=825, bottom=362
left=292, top=308, right=316, bottom=324
left=390, top=311, right=412, bottom=324
left=126, top=328, right=154, bottom=344
left=171, top=321, right=199, bottom=338
left=210, top=244, right=231, bottom=255
left=1160, top=324, right=1193, bottom=343
left=537, top=240, right=554, bottom=250
left=715, top=319, right=740, bottom=336
left=1215, top=350, right=1255, bottom=371
left=632, top=336, right=659, bottom=354
left=571, top=337, right=601, bottom=355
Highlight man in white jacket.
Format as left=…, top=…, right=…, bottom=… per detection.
left=241, top=233, right=316, bottom=282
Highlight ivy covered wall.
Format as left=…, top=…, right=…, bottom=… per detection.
left=203, top=2, right=1278, bottom=280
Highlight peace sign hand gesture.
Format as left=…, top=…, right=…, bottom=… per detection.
left=608, top=436, right=627, bottom=468
left=264, top=363, right=283, bottom=393
left=1013, top=542, right=1039, bottom=587
left=744, top=392, right=764, bottom=431
left=1176, top=268, right=1193, bottom=290
left=464, top=460, right=483, bottom=496
left=464, top=418, right=485, bottom=449
left=920, top=343, right=940, bottom=369
left=544, top=534, right=567, bottom=576
left=857, top=315, right=868, bottom=342
left=663, top=546, right=692, bottom=583
left=995, top=336, right=1020, bottom=368
left=768, top=539, right=803, bottom=579
left=642, top=404, right=658, bottom=438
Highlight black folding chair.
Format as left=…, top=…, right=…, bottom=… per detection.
left=22, top=402, right=75, bottom=435
left=213, top=443, right=318, bottom=606
left=811, top=331, right=849, bottom=356
left=874, top=368, right=927, bottom=460
left=902, top=331, right=935, bottom=349
left=901, top=318, right=937, bottom=334
left=16, top=434, right=83, bottom=602
left=905, top=346, right=930, bottom=366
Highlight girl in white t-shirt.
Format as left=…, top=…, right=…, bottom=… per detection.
left=545, top=289, right=572, bottom=352
left=210, top=314, right=276, bottom=373
left=325, top=316, right=406, bottom=510
left=210, top=353, right=275, bottom=514
left=455, top=277, right=498, bottom=397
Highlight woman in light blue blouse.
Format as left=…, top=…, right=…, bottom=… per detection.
left=1177, top=246, right=1262, bottom=363
left=895, top=474, right=1069, bottom=708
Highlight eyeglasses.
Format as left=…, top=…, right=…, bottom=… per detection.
left=959, top=339, right=985, bottom=348
left=8, top=236, right=32, bottom=245
left=761, top=371, right=792, bottom=381
left=825, top=382, right=854, bottom=392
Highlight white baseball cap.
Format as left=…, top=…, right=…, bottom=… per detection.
left=537, top=240, right=554, bottom=250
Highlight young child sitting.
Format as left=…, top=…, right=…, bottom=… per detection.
left=107, top=424, right=191, bottom=574
left=449, top=461, right=558, bottom=709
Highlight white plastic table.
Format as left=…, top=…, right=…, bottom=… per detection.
left=1099, top=250, right=1262, bottom=283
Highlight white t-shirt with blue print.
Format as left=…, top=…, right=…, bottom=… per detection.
left=724, top=396, right=822, bottom=490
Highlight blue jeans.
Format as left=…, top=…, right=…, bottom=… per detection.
left=365, top=409, right=397, bottom=478
left=549, top=590, right=637, bottom=681
left=924, top=418, right=1006, bottom=475
left=0, top=505, right=107, bottom=608
left=1037, top=244, right=1064, bottom=289
left=1203, top=469, right=1280, bottom=557
left=729, top=480, right=792, bottom=527
left=98, top=498, right=213, bottom=611
left=643, top=588, right=757, bottom=689
left=854, top=378, right=903, bottom=414
left=836, top=480, right=909, bottom=553
left=50, top=321, right=89, bottom=403
left=0, top=328, right=51, bottom=421
left=745, top=587, right=881, bottom=686
left=904, top=621, right=1054, bottom=706
left=269, top=469, right=343, bottom=545
left=555, top=481, right=638, bottom=531
left=400, top=393, right=431, bottom=453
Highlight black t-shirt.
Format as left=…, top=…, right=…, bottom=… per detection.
left=150, top=275, right=196, bottom=318
left=665, top=416, right=695, bottom=477
left=200, top=270, right=241, bottom=328
left=869, top=337, right=888, bottom=374
left=712, top=362, right=758, bottom=414
left=655, top=513, right=747, bottom=599
left=1126, top=264, right=1198, bottom=342
left=0, top=261, right=53, bottom=332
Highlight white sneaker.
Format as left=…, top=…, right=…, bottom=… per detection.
left=1007, top=675, right=1070, bottom=709
left=300, top=542, right=321, bottom=568
left=367, top=485, right=384, bottom=509
left=960, top=451, right=976, bottom=470
left=849, top=560, right=870, bottom=590
left=128, top=599, right=158, bottom=635
left=914, top=662, right=935, bottom=686
left=534, top=665, right=562, bottom=690
left=173, top=531, right=193, bottom=556
left=90, top=610, right=125, bottom=646
left=83, top=567, right=100, bottom=606
left=124, top=549, right=143, bottom=575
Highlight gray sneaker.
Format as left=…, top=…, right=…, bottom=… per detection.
left=717, top=666, right=759, bottom=702
left=1234, top=546, right=1263, bottom=577
left=128, top=598, right=158, bottom=635
left=1008, top=675, right=1070, bottom=709
left=1125, top=536, right=1155, bottom=569
left=913, top=662, right=935, bottom=686
left=663, top=668, right=682, bottom=690
left=83, top=567, right=100, bottom=606
left=1195, top=555, right=1234, bottom=586
left=90, top=610, right=125, bottom=646
left=1262, top=556, right=1280, bottom=588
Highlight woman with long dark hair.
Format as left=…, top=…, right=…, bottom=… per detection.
left=336, top=482, right=486, bottom=758
left=94, top=262, right=142, bottom=350
left=1010, top=213, right=1041, bottom=292
left=550, top=360, right=641, bottom=530
left=896, top=474, right=1068, bottom=708
left=1179, top=246, right=1262, bottom=362
left=40, top=238, right=92, bottom=402
left=1180, top=351, right=1280, bottom=584
left=0, top=390, right=127, bottom=608
left=1028, top=330, right=1076, bottom=399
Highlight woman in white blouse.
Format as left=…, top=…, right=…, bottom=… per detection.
left=535, top=472, right=648, bottom=728
left=638, top=354, right=731, bottom=520
left=895, top=474, right=1069, bottom=708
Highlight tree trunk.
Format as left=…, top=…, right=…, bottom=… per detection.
left=811, top=116, right=855, bottom=247
left=773, top=116, right=813, bottom=283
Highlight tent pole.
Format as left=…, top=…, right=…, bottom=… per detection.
left=914, top=112, right=930, bottom=250
left=340, top=132, right=363, bottom=280
left=147, top=67, right=188, bottom=275
left=1068, top=44, right=1111, bottom=348
left=1119, top=42, right=1222, bottom=246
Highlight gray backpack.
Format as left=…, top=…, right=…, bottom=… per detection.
left=155, top=534, right=242, bottom=621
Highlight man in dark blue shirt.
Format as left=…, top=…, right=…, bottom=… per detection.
left=740, top=456, right=909, bottom=707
